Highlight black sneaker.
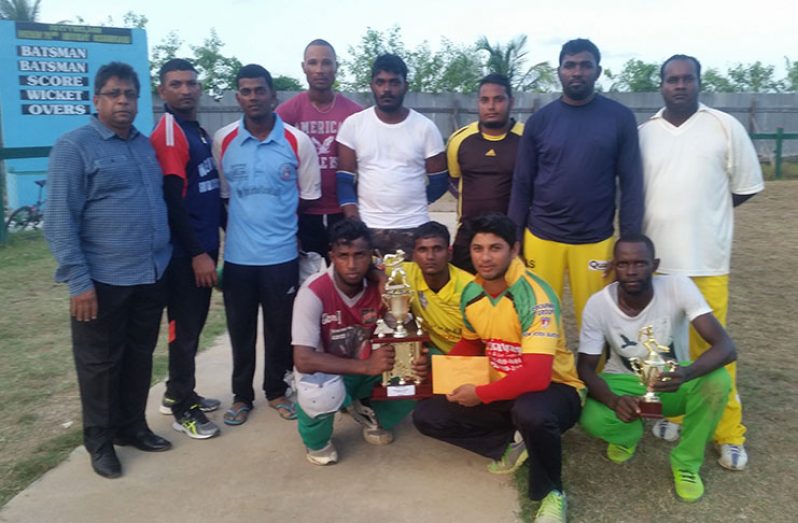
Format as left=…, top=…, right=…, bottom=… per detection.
left=172, top=406, right=221, bottom=440
left=160, top=394, right=221, bottom=415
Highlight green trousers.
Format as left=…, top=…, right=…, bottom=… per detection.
left=580, top=367, right=730, bottom=472
left=297, top=374, right=416, bottom=451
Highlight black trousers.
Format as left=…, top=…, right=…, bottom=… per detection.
left=298, top=213, right=344, bottom=258
left=223, top=259, right=298, bottom=405
left=164, top=251, right=217, bottom=415
left=413, top=382, right=582, bottom=500
left=71, top=279, right=167, bottom=452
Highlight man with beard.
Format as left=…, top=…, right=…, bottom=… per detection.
left=336, top=53, right=447, bottom=255
left=446, top=73, right=523, bottom=273
left=638, top=55, right=763, bottom=470
left=508, top=38, right=644, bottom=331
left=577, top=234, right=735, bottom=503
left=213, top=64, right=321, bottom=425
left=276, top=39, right=362, bottom=256
left=413, top=213, right=583, bottom=523
left=151, top=58, right=222, bottom=440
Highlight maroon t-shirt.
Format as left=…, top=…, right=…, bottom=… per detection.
left=276, top=92, right=362, bottom=214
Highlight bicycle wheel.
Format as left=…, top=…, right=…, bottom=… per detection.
left=6, top=206, right=33, bottom=233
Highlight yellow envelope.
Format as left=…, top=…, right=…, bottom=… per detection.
left=432, top=355, right=491, bottom=395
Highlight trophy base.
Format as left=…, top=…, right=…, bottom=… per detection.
left=638, top=399, right=663, bottom=419
left=372, top=382, right=433, bottom=400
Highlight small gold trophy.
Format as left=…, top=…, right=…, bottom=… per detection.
left=628, top=325, right=679, bottom=419
left=370, top=250, right=431, bottom=400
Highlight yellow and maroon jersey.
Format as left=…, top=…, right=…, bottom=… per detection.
left=446, top=120, right=523, bottom=225
left=460, top=257, right=583, bottom=390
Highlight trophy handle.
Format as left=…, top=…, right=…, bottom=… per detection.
left=628, top=357, right=643, bottom=376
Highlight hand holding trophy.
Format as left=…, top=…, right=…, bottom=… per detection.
left=627, top=325, right=679, bottom=419
left=370, top=250, right=432, bottom=399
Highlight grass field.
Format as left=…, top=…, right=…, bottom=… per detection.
left=1, top=182, right=796, bottom=521
left=514, top=181, right=798, bottom=522
left=0, top=232, right=226, bottom=505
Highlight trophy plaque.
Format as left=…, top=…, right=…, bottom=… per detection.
left=370, top=250, right=432, bottom=400
left=628, top=325, right=679, bottom=419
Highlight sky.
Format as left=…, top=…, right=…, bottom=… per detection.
left=40, top=0, right=798, bottom=88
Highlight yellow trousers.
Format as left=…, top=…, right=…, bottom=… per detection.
left=689, top=275, right=746, bottom=445
left=522, top=231, right=614, bottom=331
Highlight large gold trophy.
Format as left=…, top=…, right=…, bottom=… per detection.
left=628, top=325, right=679, bottom=419
left=370, top=250, right=432, bottom=400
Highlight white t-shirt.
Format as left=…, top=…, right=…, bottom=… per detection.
left=639, top=104, right=764, bottom=276
left=578, top=275, right=712, bottom=375
left=336, top=107, right=445, bottom=229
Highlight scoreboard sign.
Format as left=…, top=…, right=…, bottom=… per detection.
left=0, top=21, right=152, bottom=208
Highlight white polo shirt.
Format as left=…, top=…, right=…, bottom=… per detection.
left=639, top=104, right=764, bottom=276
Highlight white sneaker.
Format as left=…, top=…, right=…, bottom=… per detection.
left=362, top=426, right=394, bottom=445
left=718, top=444, right=748, bottom=470
left=306, top=441, right=338, bottom=466
left=652, top=419, right=682, bottom=442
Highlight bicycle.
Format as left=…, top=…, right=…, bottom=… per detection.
left=6, top=179, right=46, bottom=233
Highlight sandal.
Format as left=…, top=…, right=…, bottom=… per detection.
left=268, top=398, right=297, bottom=420
left=223, top=402, right=252, bottom=426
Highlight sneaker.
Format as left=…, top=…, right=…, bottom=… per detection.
left=362, top=426, right=394, bottom=445
left=652, top=419, right=682, bottom=442
left=672, top=467, right=704, bottom=502
left=172, top=406, right=221, bottom=440
left=607, top=443, right=637, bottom=464
left=306, top=441, right=338, bottom=466
left=534, top=490, right=567, bottom=523
left=160, top=394, right=221, bottom=415
left=345, top=399, right=379, bottom=428
left=718, top=443, right=748, bottom=471
left=488, top=440, right=528, bottom=474
left=345, top=399, right=394, bottom=445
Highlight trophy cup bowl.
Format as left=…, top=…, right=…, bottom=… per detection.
left=369, top=250, right=432, bottom=399
left=629, top=325, right=679, bottom=419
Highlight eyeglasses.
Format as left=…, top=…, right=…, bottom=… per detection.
left=97, top=89, right=139, bottom=100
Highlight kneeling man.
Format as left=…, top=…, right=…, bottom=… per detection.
left=292, top=219, right=426, bottom=465
left=404, top=221, right=474, bottom=356
left=413, top=213, right=584, bottom=523
left=577, top=234, right=735, bottom=503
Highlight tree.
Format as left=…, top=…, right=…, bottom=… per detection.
left=785, top=57, right=798, bottom=92
left=727, top=61, right=784, bottom=93
left=273, top=75, right=303, bottom=91
left=476, top=35, right=557, bottom=93
left=149, top=31, right=184, bottom=92
left=0, top=0, right=41, bottom=21
left=190, top=29, right=242, bottom=100
left=341, top=27, right=483, bottom=94
left=702, top=68, right=735, bottom=93
left=605, top=59, right=660, bottom=92
left=341, top=26, right=407, bottom=91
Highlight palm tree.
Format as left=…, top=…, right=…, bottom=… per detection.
left=476, top=35, right=557, bottom=93
left=0, top=0, right=42, bottom=21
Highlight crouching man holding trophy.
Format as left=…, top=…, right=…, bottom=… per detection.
left=292, top=220, right=427, bottom=466
left=370, top=249, right=433, bottom=399
left=577, top=234, right=737, bottom=502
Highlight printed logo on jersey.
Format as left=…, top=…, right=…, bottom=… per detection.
left=418, top=291, right=429, bottom=309
left=311, top=136, right=336, bottom=156
left=485, top=148, right=496, bottom=157
left=485, top=339, right=522, bottom=373
left=279, top=163, right=297, bottom=181
left=360, top=308, right=378, bottom=325
left=322, top=310, right=342, bottom=325
left=588, top=259, right=609, bottom=271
